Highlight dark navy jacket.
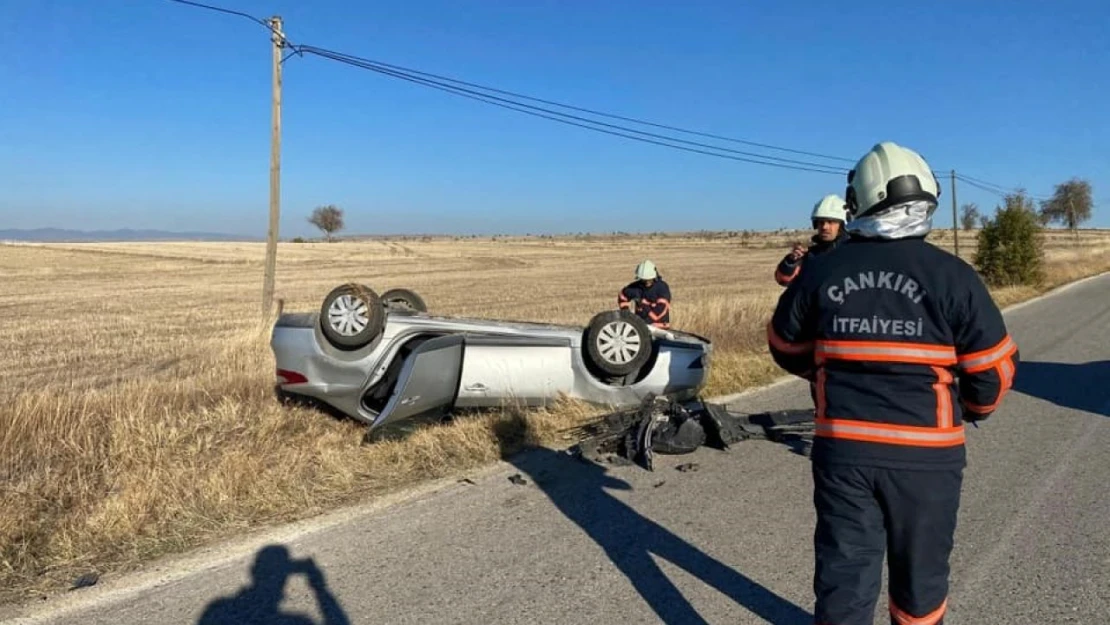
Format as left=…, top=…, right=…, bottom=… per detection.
left=775, top=230, right=849, bottom=286
left=767, top=235, right=1019, bottom=470
left=619, top=278, right=672, bottom=328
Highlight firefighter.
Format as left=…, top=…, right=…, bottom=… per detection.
left=774, top=194, right=850, bottom=286
left=767, top=141, right=1019, bottom=625
left=618, top=260, right=671, bottom=328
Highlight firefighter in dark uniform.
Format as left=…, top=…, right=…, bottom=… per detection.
left=767, top=141, right=1019, bottom=625
left=775, top=194, right=851, bottom=287
left=618, top=260, right=671, bottom=328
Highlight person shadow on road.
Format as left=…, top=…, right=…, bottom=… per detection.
left=498, top=420, right=812, bottom=625
left=1012, top=359, right=1110, bottom=417
left=196, top=544, right=350, bottom=625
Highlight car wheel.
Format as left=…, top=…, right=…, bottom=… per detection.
left=319, top=283, right=386, bottom=350
left=585, top=310, right=652, bottom=377
left=380, top=288, right=428, bottom=312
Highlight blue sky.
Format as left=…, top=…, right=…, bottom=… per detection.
left=2, top=0, right=1108, bottom=237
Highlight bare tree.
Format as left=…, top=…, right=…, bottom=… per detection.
left=1039, top=178, right=1094, bottom=236
left=959, top=203, right=980, bottom=231
left=308, top=205, right=345, bottom=242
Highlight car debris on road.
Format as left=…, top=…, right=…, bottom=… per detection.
left=567, top=393, right=815, bottom=471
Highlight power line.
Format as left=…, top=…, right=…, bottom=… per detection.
left=164, top=0, right=268, bottom=27
left=955, top=175, right=1012, bottom=197
left=955, top=174, right=1049, bottom=201
left=163, top=0, right=1066, bottom=193
left=161, top=1, right=853, bottom=175
left=164, top=0, right=296, bottom=50
left=957, top=173, right=1026, bottom=195
left=304, top=49, right=857, bottom=165
left=300, top=46, right=848, bottom=175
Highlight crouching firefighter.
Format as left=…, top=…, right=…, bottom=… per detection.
left=775, top=194, right=850, bottom=286
left=618, top=260, right=672, bottom=328
left=766, top=141, right=1019, bottom=625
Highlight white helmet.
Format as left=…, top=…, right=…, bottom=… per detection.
left=846, top=141, right=941, bottom=218
left=811, top=194, right=848, bottom=225
left=635, top=259, right=658, bottom=280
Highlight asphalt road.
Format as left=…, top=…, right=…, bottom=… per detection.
left=8, top=273, right=1110, bottom=625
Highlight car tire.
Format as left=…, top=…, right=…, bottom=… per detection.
left=585, top=310, right=653, bottom=377
left=380, top=288, right=428, bottom=312
left=319, top=283, right=386, bottom=350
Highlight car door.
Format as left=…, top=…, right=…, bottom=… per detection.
left=369, top=334, right=465, bottom=431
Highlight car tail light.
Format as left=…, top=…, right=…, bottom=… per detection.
left=276, top=369, right=308, bottom=385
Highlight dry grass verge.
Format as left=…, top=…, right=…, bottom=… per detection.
left=2, top=230, right=1109, bottom=605
left=0, top=322, right=604, bottom=603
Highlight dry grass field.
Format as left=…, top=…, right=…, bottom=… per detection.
left=2, top=227, right=1110, bottom=605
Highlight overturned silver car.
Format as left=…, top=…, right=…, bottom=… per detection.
left=271, top=283, right=712, bottom=438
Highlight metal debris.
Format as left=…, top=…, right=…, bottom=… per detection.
left=569, top=393, right=815, bottom=472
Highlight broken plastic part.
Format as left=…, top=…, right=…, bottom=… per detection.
left=571, top=395, right=816, bottom=471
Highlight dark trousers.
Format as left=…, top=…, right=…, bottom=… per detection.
left=811, top=463, right=963, bottom=625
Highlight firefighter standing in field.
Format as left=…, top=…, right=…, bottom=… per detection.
left=767, top=141, right=1019, bottom=625
left=774, top=194, right=851, bottom=287
left=618, top=260, right=671, bottom=328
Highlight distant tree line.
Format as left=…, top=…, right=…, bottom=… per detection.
left=294, top=178, right=1096, bottom=290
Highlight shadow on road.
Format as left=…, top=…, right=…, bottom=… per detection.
left=498, top=421, right=812, bottom=625
left=1013, top=360, right=1110, bottom=417
left=195, top=544, right=350, bottom=625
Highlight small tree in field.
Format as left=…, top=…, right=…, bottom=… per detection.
left=959, top=203, right=980, bottom=231
left=1039, top=177, right=1093, bottom=237
left=974, top=190, right=1045, bottom=287
left=308, top=205, right=345, bottom=242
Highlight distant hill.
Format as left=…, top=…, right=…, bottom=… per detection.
left=0, top=228, right=262, bottom=242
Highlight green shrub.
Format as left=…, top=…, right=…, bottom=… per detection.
left=974, top=191, right=1045, bottom=287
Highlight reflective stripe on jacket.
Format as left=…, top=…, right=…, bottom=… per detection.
left=619, top=278, right=672, bottom=328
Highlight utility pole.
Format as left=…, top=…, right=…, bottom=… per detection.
left=950, top=169, right=959, bottom=258
left=262, top=16, right=284, bottom=316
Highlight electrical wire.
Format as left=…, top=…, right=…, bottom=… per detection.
left=163, top=0, right=1070, bottom=194
left=164, top=0, right=268, bottom=27
left=956, top=173, right=1022, bottom=195
left=956, top=174, right=1049, bottom=202
left=164, top=0, right=293, bottom=47
left=300, top=46, right=848, bottom=175
left=301, top=48, right=856, bottom=164
left=161, top=1, right=853, bottom=175
left=955, top=176, right=1015, bottom=198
